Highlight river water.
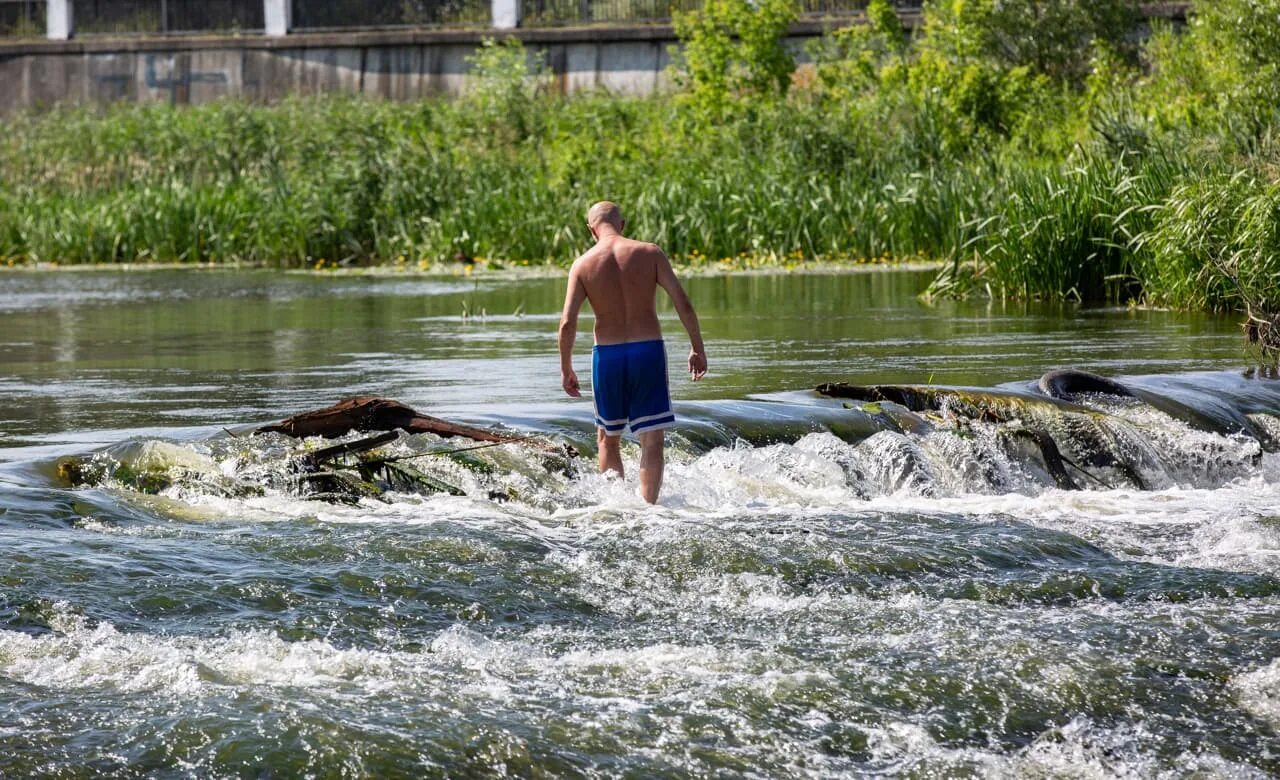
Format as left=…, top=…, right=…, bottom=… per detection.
left=1, top=269, right=1278, bottom=777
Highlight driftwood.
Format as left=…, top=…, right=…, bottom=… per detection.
left=256, top=396, right=515, bottom=443
left=247, top=397, right=578, bottom=502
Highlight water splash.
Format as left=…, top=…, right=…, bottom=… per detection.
left=10, top=372, right=1280, bottom=776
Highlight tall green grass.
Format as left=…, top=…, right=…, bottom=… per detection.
left=1, top=92, right=1274, bottom=318
left=927, top=147, right=1189, bottom=301
left=1131, top=168, right=1280, bottom=312
left=0, top=96, right=998, bottom=267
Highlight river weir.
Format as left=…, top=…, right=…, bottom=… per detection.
left=2, top=269, right=1279, bottom=775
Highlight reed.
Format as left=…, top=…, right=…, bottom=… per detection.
left=0, top=96, right=997, bottom=267
left=927, top=146, right=1189, bottom=302
left=1130, top=168, right=1280, bottom=312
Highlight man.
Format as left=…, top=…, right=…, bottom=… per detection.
left=558, top=201, right=708, bottom=504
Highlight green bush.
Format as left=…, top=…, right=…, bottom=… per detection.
left=1131, top=169, right=1280, bottom=311
left=808, top=0, right=907, bottom=100
left=463, top=37, right=549, bottom=140
left=809, top=0, right=1132, bottom=153
left=1140, top=2, right=1280, bottom=146
left=671, top=0, right=797, bottom=115
left=918, top=0, right=1137, bottom=85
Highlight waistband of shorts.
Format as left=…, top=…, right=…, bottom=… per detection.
left=592, top=339, right=664, bottom=354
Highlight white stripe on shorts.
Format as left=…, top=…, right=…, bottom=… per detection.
left=631, top=416, right=675, bottom=433
left=630, top=411, right=675, bottom=426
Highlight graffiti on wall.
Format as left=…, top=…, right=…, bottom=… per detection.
left=94, top=53, right=230, bottom=103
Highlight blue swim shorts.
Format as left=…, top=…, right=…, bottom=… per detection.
left=592, top=339, right=674, bottom=436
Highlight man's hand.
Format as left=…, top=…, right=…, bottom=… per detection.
left=688, top=350, right=707, bottom=381
left=562, top=369, right=582, bottom=397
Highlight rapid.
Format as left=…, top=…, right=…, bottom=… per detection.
left=1, top=269, right=1278, bottom=776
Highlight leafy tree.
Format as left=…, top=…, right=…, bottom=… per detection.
left=1140, top=0, right=1280, bottom=138
left=464, top=37, right=548, bottom=140
left=919, top=0, right=1137, bottom=85
left=672, top=0, right=798, bottom=114
left=808, top=0, right=908, bottom=99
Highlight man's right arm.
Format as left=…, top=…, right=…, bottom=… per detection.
left=558, top=262, right=587, bottom=397
left=655, top=250, right=707, bottom=381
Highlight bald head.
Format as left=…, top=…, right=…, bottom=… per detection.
left=587, top=201, right=624, bottom=232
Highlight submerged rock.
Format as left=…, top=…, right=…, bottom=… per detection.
left=58, top=440, right=252, bottom=497
left=815, top=374, right=1273, bottom=493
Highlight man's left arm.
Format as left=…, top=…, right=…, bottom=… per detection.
left=655, top=250, right=707, bottom=381
left=558, top=264, right=587, bottom=397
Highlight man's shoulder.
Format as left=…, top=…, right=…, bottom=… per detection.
left=568, top=250, right=600, bottom=272
left=620, top=238, right=664, bottom=256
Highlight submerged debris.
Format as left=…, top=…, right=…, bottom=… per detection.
left=1037, top=369, right=1134, bottom=402
left=57, top=440, right=261, bottom=498
left=57, top=397, right=580, bottom=505
left=817, top=372, right=1274, bottom=492
left=50, top=383, right=1280, bottom=508
left=1244, top=307, right=1280, bottom=366
left=256, top=396, right=517, bottom=442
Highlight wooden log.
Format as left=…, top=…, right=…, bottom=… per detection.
left=255, top=396, right=515, bottom=443
left=303, top=430, right=400, bottom=462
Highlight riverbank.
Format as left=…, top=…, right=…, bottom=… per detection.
left=1, top=0, right=1278, bottom=321
left=0, top=256, right=942, bottom=277
left=0, top=94, right=986, bottom=270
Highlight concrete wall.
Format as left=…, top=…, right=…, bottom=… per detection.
left=0, top=25, right=747, bottom=112
left=0, top=5, right=1187, bottom=113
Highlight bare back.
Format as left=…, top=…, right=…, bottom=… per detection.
left=558, top=201, right=707, bottom=503
left=572, top=235, right=665, bottom=345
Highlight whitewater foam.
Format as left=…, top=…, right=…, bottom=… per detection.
left=1232, top=657, right=1280, bottom=729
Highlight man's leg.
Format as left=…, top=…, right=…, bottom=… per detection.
left=598, top=427, right=623, bottom=477
left=593, top=344, right=628, bottom=477
left=638, top=429, right=664, bottom=504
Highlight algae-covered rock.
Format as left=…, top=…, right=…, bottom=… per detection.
left=57, top=440, right=255, bottom=498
